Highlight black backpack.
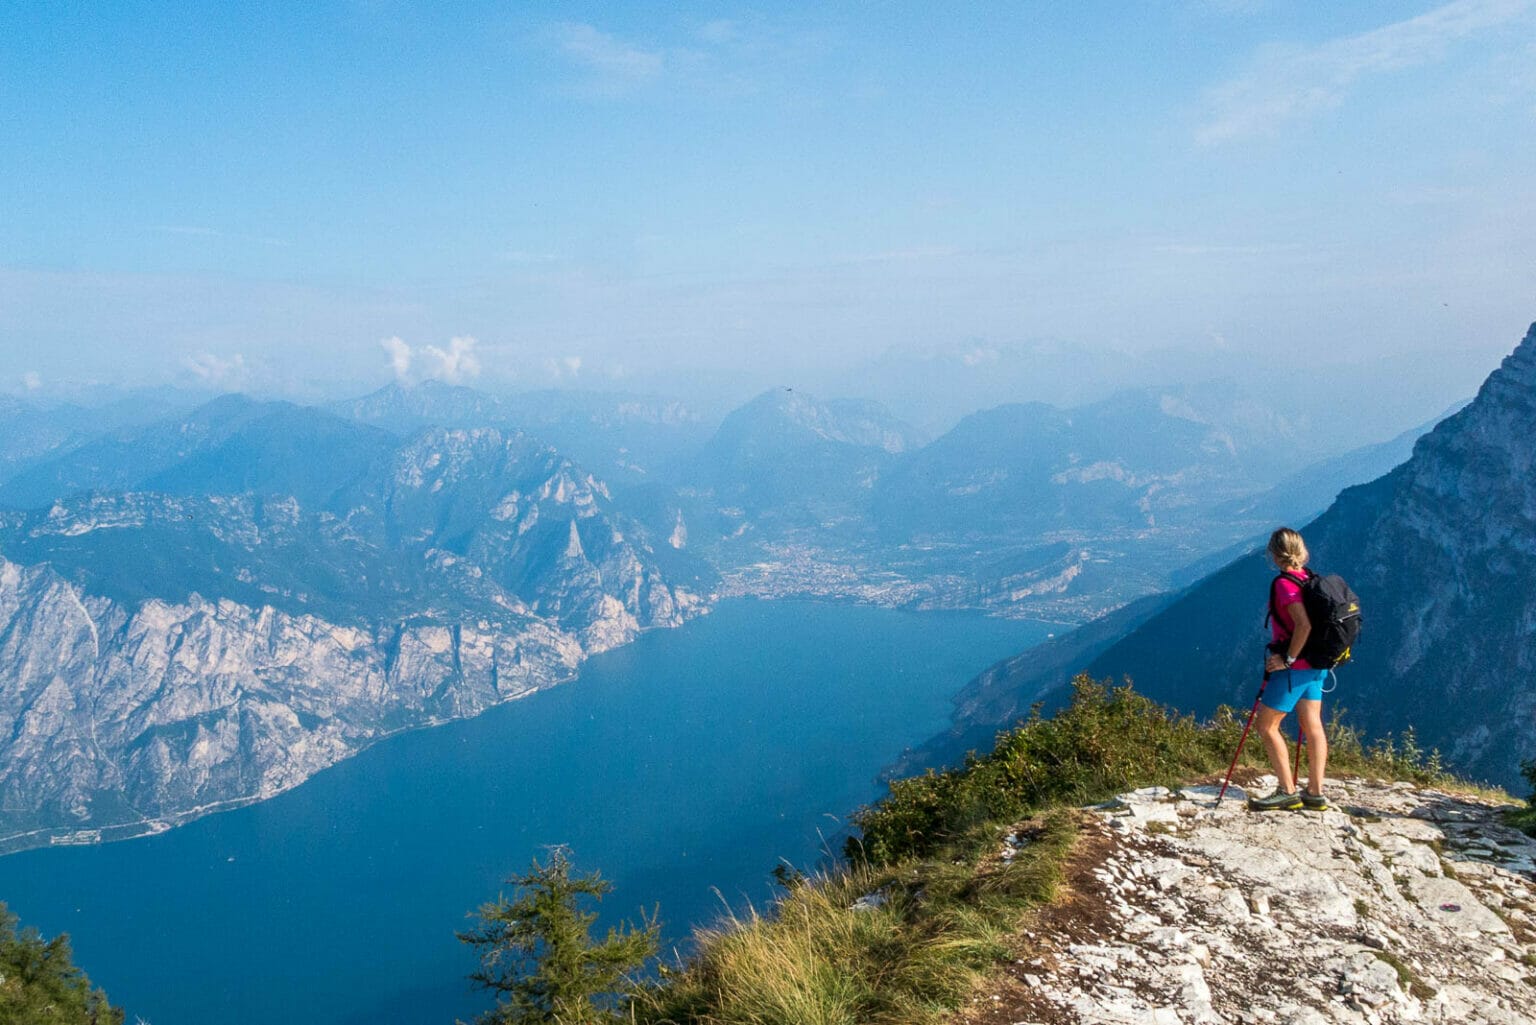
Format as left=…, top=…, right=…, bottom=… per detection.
left=1268, top=570, right=1362, bottom=669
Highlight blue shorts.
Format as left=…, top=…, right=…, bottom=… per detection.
left=1261, top=669, right=1328, bottom=714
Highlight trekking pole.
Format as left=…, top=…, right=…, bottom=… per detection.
left=1216, top=671, right=1270, bottom=805
left=1292, top=722, right=1306, bottom=787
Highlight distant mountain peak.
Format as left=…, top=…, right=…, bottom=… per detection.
left=727, top=388, right=921, bottom=453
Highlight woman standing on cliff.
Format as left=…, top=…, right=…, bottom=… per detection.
left=1248, top=527, right=1330, bottom=811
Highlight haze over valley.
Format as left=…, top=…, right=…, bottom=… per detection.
left=4, top=4, right=1535, bottom=1024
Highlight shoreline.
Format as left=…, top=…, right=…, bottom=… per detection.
left=0, top=596, right=1064, bottom=860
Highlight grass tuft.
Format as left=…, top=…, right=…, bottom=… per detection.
left=634, top=812, right=1076, bottom=1025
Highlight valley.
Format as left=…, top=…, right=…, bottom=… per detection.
left=0, top=363, right=1463, bottom=852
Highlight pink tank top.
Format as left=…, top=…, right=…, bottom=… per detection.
left=1270, top=569, right=1313, bottom=670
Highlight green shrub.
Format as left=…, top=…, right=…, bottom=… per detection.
left=849, top=675, right=1235, bottom=864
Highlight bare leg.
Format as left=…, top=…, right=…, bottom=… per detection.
left=1255, top=705, right=1295, bottom=793
left=1295, top=699, right=1328, bottom=794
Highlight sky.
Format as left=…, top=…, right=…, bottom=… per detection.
left=2, top=0, right=1534, bottom=414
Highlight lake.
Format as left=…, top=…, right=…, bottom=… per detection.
left=0, top=600, right=1055, bottom=1025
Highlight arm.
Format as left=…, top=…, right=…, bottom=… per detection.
left=1265, top=601, right=1311, bottom=672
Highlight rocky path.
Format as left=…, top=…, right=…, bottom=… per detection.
left=955, top=777, right=1536, bottom=1025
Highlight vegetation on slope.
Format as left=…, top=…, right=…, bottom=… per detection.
left=468, top=675, right=1467, bottom=1025
left=0, top=902, right=122, bottom=1025
left=852, top=675, right=1452, bottom=865
left=634, top=811, right=1075, bottom=1025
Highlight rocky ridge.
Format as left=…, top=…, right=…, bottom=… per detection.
left=959, top=779, right=1536, bottom=1025
left=0, top=417, right=707, bottom=853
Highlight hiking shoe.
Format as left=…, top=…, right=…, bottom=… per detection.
left=1247, top=787, right=1303, bottom=811
left=1300, top=790, right=1329, bottom=811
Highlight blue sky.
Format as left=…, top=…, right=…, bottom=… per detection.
left=2, top=1, right=1533, bottom=408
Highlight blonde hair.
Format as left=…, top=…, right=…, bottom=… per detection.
left=1267, top=527, right=1309, bottom=569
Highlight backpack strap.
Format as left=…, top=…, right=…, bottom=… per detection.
left=1267, top=570, right=1309, bottom=637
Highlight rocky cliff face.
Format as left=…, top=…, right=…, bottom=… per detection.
left=961, top=779, right=1536, bottom=1025
left=943, top=323, right=1536, bottom=789
left=0, top=413, right=706, bottom=853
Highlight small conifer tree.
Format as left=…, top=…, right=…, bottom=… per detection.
left=0, top=902, right=123, bottom=1025
left=458, top=848, right=658, bottom=1025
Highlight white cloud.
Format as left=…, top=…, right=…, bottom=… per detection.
left=22, top=371, right=41, bottom=391
left=381, top=336, right=413, bottom=379
left=1198, top=0, right=1536, bottom=144
left=380, top=335, right=480, bottom=384
left=421, top=336, right=482, bottom=383
left=185, top=352, right=249, bottom=387
left=553, top=22, right=664, bottom=95
left=384, top=336, right=479, bottom=384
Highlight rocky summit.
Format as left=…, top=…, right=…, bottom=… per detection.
left=956, top=778, right=1536, bottom=1025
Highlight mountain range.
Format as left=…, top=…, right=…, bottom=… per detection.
left=0, top=353, right=1471, bottom=849
left=0, top=399, right=704, bottom=849
left=930, top=322, right=1536, bottom=790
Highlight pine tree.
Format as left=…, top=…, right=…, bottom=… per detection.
left=458, top=848, right=658, bottom=1025
left=0, top=901, right=124, bottom=1025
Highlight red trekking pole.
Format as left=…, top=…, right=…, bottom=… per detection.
left=1292, top=722, right=1306, bottom=784
left=1216, top=671, right=1270, bottom=804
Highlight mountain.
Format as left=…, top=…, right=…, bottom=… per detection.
left=331, top=381, right=712, bottom=487
left=868, top=383, right=1381, bottom=545
left=940, top=322, right=1536, bottom=789
left=692, top=383, right=1450, bottom=621
left=0, top=394, right=309, bottom=509
left=681, top=389, right=922, bottom=533
left=0, top=402, right=708, bottom=851
left=834, top=339, right=1159, bottom=434
left=871, top=393, right=1231, bottom=541
left=0, top=389, right=199, bottom=490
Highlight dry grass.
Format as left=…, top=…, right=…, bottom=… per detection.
left=632, top=812, right=1076, bottom=1025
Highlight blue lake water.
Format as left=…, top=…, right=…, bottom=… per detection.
left=0, top=599, right=1054, bottom=1025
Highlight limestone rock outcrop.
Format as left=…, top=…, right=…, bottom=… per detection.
left=971, top=779, right=1536, bottom=1025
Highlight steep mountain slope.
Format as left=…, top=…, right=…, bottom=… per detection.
left=0, top=406, right=707, bottom=851
left=945, top=323, right=1536, bottom=789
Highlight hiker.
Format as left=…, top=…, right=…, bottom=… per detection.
left=1248, top=527, right=1330, bottom=812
